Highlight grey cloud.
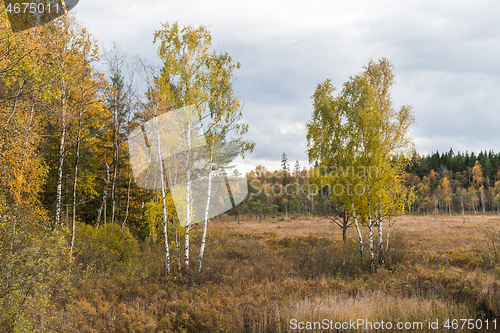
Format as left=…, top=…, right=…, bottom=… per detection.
left=76, top=0, right=500, bottom=167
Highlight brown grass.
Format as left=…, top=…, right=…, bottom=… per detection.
left=53, top=213, right=500, bottom=332
left=205, top=213, right=500, bottom=252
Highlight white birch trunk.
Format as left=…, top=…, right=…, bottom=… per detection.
left=481, top=192, right=486, bottom=213
left=95, top=162, right=109, bottom=228
left=184, top=122, right=192, bottom=275
left=54, top=93, right=66, bottom=230
left=111, top=111, right=119, bottom=224
left=70, top=105, right=82, bottom=259
left=351, top=202, right=363, bottom=259
left=377, top=216, right=384, bottom=265
left=154, top=112, right=170, bottom=275
left=121, top=174, right=131, bottom=230
left=368, top=215, right=374, bottom=268
left=70, top=62, right=87, bottom=258
left=197, top=147, right=213, bottom=275
left=184, top=225, right=190, bottom=275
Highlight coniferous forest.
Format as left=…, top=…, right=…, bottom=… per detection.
left=2, top=7, right=500, bottom=333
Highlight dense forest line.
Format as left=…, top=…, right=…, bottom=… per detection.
left=236, top=149, right=500, bottom=226
left=408, top=150, right=500, bottom=215
left=411, top=149, right=500, bottom=180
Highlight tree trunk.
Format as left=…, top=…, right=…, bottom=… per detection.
left=110, top=114, right=119, bottom=224
left=70, top=98, right=83, bottom=259
left=311, top=195, right=314, bottom=215
left=342, top=209, right=348, bottom=242
left=65, top=175, right=68, bottom=228
left=159, top=160, right=170, bottom=276
left=368, top=215, right=374, bottom=269
left=184, top=122, right=192, bottom=275
left=176, top=228, right=182, bottom=275
left=163, top=196, right=171, bottom=276
left=351, top=202, right=363, bottom=260
left=198, top=150, right=213, bottom=275
left=96, top=162, right=110, bottom=228
left=377, top=216, right=384, bottom=265
left=54, top=100, right=66, bottom=230
left=110, top=157, right=118, bottom=224
left=121, top=173, right=131, bottom=230
left=184, top=225, right=190, bottom=275
left=154, top=111, right=170, bottom=275
left=70, top=61, right=87, bottom=258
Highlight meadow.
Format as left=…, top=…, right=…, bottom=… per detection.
left=38, top=213, right=500, bottom=332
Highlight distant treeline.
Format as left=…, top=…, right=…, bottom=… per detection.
left=235, top=149, right=500, bottom=220
left=410, top=149, right=500, bottom=184
left=406, top=149, right=500, bottom=215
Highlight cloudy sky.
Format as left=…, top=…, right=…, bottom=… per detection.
left=72, top=0, right=500, bottom=171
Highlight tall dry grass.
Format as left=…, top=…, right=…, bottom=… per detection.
left=286, top=291, right=471, bottom=327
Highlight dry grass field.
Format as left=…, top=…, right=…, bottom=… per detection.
left=189, top=213, right=500, bottom=332
left=56, top=213, right=500, bottom=332
left=207, top=213, right=500, bottom=245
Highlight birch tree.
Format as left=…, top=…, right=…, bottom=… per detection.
left=306, top=58, right=415, bottom=268
left=67, top=27, right=102, bottom=257
left=39, top=15, right=93, bottom=230
left=197, top=51, right=254, bottom=275
left=102, top=44, right=130, bottom=225
left=153, top=22, right=253, bottom=276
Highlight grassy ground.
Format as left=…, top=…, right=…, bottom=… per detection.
left=48, top=213, right=500, bottom=332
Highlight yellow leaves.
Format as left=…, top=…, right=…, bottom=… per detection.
left=143, top=192, right=177, bottom=241
left=442, top=177, right=450, bottom=194
left=144, top=199, right=162, bottom=241
left=0, top=101, right=48, bottom=207
left=472, top=160, right=484, bottom=189
left=307, top=59, right=415, bottom=222
left=154, top=23, right=212, bottom=104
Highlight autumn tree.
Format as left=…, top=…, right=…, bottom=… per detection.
left=140, top=22, right=254, bottom=277
left=306, top=58, right=415, bottom=267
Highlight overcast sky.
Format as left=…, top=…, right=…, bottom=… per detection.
left=72, top=0, right=500, bottom=171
